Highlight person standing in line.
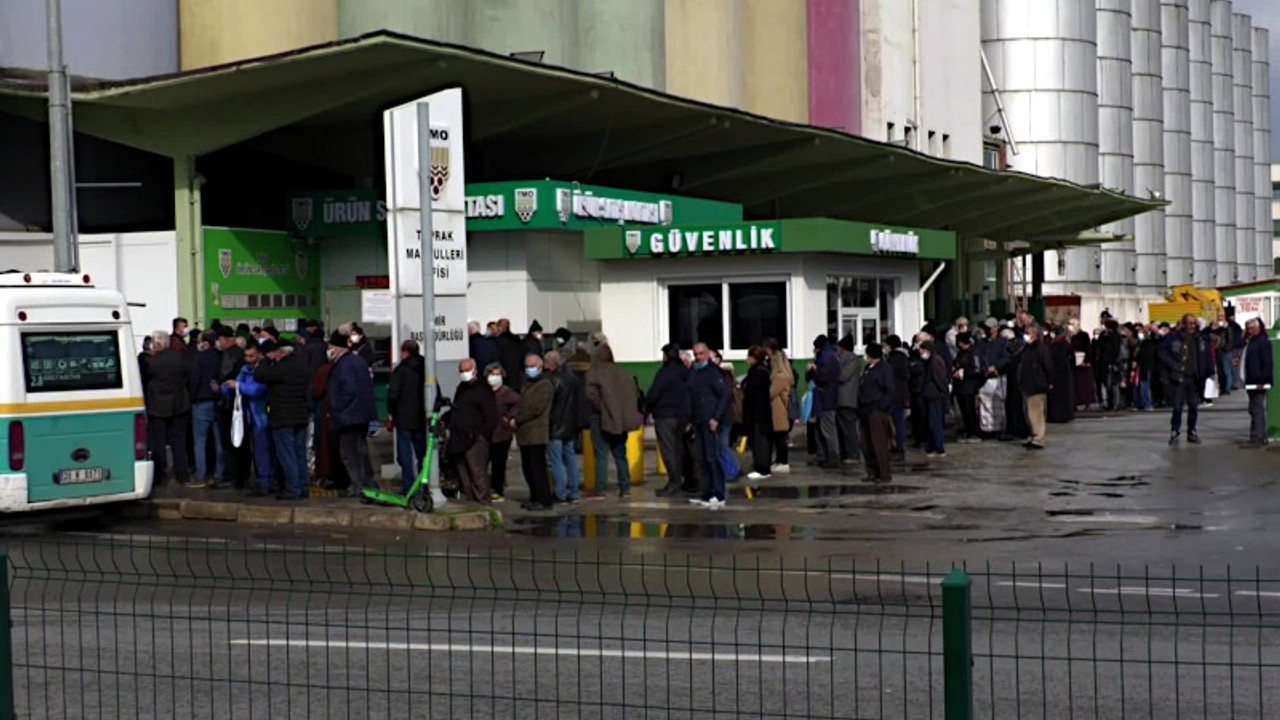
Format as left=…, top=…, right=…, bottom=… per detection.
left=585, top=342, right=641, bottom=499
left=857, top=343, right=896, bottom=483
left=687, top=343, right=730, bottom=509
left=521, top=320, right=546, bottom=359
left=494, top=318, right=525, bottom=389
left=545, top=351, right=586, bottom=504
left=951, top=332, right=985, bottom=441
left=387, top=340, right=427, bottom=494
left=919, top=341, right=950, bottom=458
left=649, top=343, right=691, bottom=497
left=484, top=363, right=520, bottom=502
left=835, top=335, right=863, bottom=463
left=188, top=329, right=224, bottom=487
left=807, top=335, right=841, bottom=468
left=884, top=335, right=911, bottom=461
left=742, top=345, right=774, bottom=480
left=326, top=332, right=377, bottom=497
left=221, top=342, right=271, bottom=495
left=468, top=321, right=499, bottom=372
left=1018, top=325, right=1053, bottom=450
left=253, top=340, right=311, bottom=500
left=1133, top=324, right=1160, bottom=411
left=1160, top=313, right=1213, bottom=446
left=513, top=354, right=555, bottom=510
left=145, top=329, right=192, bottom=488
left=448, top=358, right=498, bottom=504
left=763, top=338, right=794, bottom=474
left=213, top=326, right=247, bottom=486
left=1241, top=318, right=1274, bottom=449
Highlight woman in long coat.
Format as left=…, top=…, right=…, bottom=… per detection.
left=1048, top=329, right=1076, bottom=423
left=767, top=345, right=795, bottom=471
left=1069, top=321, right=1098, bottom=409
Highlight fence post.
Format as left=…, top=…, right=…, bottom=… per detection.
left=942, top=568, right=973, bottom=720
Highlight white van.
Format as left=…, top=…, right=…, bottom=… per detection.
left=0, top=271, right=154, bottom=511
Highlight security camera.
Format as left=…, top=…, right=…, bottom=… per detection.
left=988, top=125, right=1002, bottom=135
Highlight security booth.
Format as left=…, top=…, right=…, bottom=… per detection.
left=1219, top=279, right=1280, bottom=331
left=584, top=218, right=956, bottom=385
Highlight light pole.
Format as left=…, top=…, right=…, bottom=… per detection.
left=47, top=0, right=77, bottom=272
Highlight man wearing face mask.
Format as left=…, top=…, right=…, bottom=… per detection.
left=687, top=343, right=730, bottom=508
left=1241, top=317, right=1274, bottom=448
left=1134, top=324, right=1160, bottom=411
left=513, top=354, right=555, bottom=510
left=1018, top=324, right=1053, bottom=450
left=326, top=332, right=377, bottom=497
left=448, top=358, right=498, bottom=504
left=387, top=340, right=427, bottom=494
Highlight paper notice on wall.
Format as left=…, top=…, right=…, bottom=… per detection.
left=361, top=289, right=395, bottom=324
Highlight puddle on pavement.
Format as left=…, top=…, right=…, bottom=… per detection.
left=504, top=515, right=831, bottom=540
left=743, top=484, right=926, bottom=500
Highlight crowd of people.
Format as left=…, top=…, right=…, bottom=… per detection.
left=138, top=306, right=1274, bottom=509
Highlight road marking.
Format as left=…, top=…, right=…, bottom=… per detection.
left=230, top=639, right=830, bottom=664
left=1234, top=591, right=1280, bottom=598
left=1076, top=587, right=1220, bottom=598
left=628, top=566, right=940, bottom=584
left=996, top=581, right=1068, bottom=589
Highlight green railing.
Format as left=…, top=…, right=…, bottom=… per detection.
left=1, top=537, right=1279, bottom=719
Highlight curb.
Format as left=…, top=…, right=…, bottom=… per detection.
left=125, top=497, right=503, bottom=532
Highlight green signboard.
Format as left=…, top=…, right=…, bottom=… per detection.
left=204, top=227, right=321, bottom=322
left=286, top=189, right=385, bottom=238
left=584, top=218, right=957, bottom=261
left=463, top=180, right=742, bottom=232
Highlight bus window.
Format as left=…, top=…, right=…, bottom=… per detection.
left=21, top=332, right=123, bottom=393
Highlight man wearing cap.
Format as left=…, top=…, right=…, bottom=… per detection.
left=807, top=334, right=842, bottom=469
left=254, top=340, right=311, bottom=499
left=647, top=343, right=691, bottom=497
left=835, top=335, right=863, bottom=463
left=857, top=343, right=895, bottom=483
left=327, top=331, right=377, bottom=497
left=221, top=342, right=272, bottom=496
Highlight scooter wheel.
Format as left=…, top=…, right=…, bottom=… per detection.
left=410, top=489, right=433, bottom=514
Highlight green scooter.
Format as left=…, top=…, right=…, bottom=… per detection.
left=363, top=396, right=450, bottom=513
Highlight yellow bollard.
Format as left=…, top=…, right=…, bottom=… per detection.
left=582, top=428, right=646, bottom=490
left=657, top=447, right=667, bottom=476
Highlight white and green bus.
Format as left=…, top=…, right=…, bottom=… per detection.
left=0, top=272, right=153, bottom=511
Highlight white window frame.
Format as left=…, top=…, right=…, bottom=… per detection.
left=659, top=274, right=793, bottom=359
left=825, top=274, right=904, bottom=349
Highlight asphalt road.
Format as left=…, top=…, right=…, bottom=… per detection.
left=5, top=392, right=1280, bottom=718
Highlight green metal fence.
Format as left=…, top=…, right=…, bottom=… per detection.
left=1, top=536, right=1279, bottom=719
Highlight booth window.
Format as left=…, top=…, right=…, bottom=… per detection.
left=826, top=276, right=898, bottom=348
left=667, top=280, right=788, bottom=351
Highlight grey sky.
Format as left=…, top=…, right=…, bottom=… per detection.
left=1231, top=0, right=1280, bottom=161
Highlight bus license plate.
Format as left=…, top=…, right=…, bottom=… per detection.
left=57, top=467, right=108, bottom=484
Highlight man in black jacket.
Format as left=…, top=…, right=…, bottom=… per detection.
left=687, top=343, right=730, bottom=507
left=494, top=318, right=525, bottom=389
left=188, top=330, right=225, bottom=487
left=449, top=358, right=499, bottom=504
left=212, top=326, right=248, bottom=486
left=253, top=341, right=311, bottom=499
left=1018, top=325, right=1053, bottom=450
left=145, top=330, right=192, bottom=487
left=884, top=335, right=911, bottom=461
left=648, top=343, right=692, bottom=497
left=857, top=343, right=895, bottom=483
left=387, top=340, right=427, bottom=493
left=1242, top=318, right=1274, bottom=448
left=545, top=351, right=586, bottom=503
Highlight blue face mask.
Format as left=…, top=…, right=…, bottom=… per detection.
left=525, top=367, right=540, bottom=379
left=695, top=360, right=709, bottom=370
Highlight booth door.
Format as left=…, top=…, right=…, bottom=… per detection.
left=838, top=311, right=880, bottom=351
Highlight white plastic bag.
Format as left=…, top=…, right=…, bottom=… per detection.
left=1203, top=376, right=1219, bottom=400
left=231, top=388, right=245, bottom=447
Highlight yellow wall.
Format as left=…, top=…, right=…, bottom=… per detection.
left=179, top=0, right=338, bottom=70
left=664, top=0, right=743, bottom=109
left=742, top=0, right=808, bottom=123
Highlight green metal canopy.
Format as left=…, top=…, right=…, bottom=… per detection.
left=0, top=31, right=1161, bottom=242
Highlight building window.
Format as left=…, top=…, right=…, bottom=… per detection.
left=1274, top=257, right=1280, bottom=276
left=983, top=141, right=1007, bottom=170
left=667, top=280, right=789, bottom=352
left=826, top=276, right=898, bottom=349
left=1272, top=183, right=1280, bottom=200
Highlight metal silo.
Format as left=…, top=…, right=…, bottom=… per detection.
left=1252, top=28, right=1272, bottom=278
left=1098, top=0, right=1136, bottom=292
left=1162, top=0, right=1194, bottom=286
left=1132, top=0, right=1167, bottom=294
left=1232, top=13, right=1256, bottom=284
left=981, top=0, right=1100, bottom=292
left=1209, top=0, right=1236, bottom=285
left=1188, top=0, right=1217, bottom=286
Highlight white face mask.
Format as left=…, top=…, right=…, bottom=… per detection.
left=487, top=374, right=503, bottom=388
left=350, top=334, right=362, bottom=344
left=1024, top=334, right=1032, bottom=343
left=460, top=370, right=476, bottom=383
left=1137, top=333, right=1145, bottom=340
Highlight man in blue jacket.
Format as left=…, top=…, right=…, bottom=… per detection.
left=806, top=335, right=841, bottom=469
left=1160, top=314, right=1215, bottom=445
left=188, top=329, right=225, bottom=487
left=687, top=343, right=730, bottom=508
left=1242, top=318, right=1274, bottom=448
left=648, top=343, right=691, bottom=497
left=221, top=342, right=272, bottom=496
left=327, top=331, right=377, bottom=497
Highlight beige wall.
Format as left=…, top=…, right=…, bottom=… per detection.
left=742, top=0, right=809, bottom=123
left=179, top=0, right=338, bottom=70
left=664, top=0, right=743, bottom=109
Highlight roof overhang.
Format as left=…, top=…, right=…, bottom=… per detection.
left=0, top=31, right=1163, bottom=243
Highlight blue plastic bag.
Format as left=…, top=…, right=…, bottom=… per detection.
left=800, top=381, right=815, bottom=424
left=718, top=444, right=740, bottom=482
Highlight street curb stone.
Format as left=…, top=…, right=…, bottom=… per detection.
left=353, top=510, right=414, bottom=531
left=237, top=506, right=295, bottom=525
left=413, top=513, right=451, bottom=531
left=181, top=501, right=240, bottom=521
left=452, top=512, right=493, bottom=531
left=293, top=507, right=353, bottom=528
